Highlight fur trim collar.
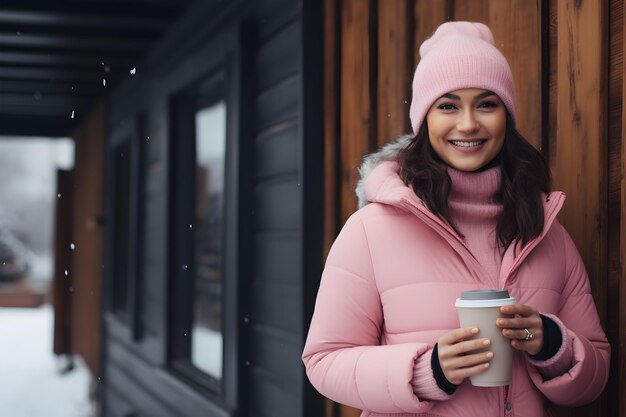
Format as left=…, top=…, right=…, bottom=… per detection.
left=355, top=135, right=412, bottom=208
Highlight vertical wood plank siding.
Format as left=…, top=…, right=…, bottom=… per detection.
left=554, top=0, right=609, bottom=353
left=453, top=0, right=489, bottom=23
left=324, top=0, right=624, bottom=415
left=69, top=102, right=104, bottom=376
left=548, top=0, right=558, bottom=175
left=608, top=1, right=623, bottom=416
left=609, top=0, right=626, bottom=417
left=551, top=2, right=608, bottom=416
left=341, top=0, right=373, bottom=222
left=52, top=169, right=73, bottom=356
left=377, top=0, right=412, bottom=145
left=413, top=0, right=450, bottom=70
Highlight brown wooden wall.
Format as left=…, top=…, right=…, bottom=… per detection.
left=67, top=101, right=105, bottom=376
left=323, top=0, right=625, bottom=416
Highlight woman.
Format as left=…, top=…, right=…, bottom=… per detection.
left=302, top=21, right=610, bottom=416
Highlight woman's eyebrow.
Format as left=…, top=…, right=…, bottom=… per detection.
left=438, top=91, right=496, bottom=101
left=475, top=91, right=496, bottom=100
left=441, top=93, right=460, bottom=100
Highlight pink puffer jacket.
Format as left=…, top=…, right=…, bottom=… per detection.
left=302, top=141, right=610, bottom=417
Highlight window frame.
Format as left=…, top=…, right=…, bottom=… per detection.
left=168, top=55, right=240, bottom=409
left=105, top=118, right=145, bottom=341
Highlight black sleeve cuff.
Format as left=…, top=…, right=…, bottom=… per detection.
left=431, top=343, right=459, bottom=395
left=528, top=314, right=563, bottom=361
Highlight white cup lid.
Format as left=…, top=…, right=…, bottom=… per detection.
left=455, top=289, right=516, bottom=308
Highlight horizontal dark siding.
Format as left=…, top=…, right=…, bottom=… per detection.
left=251, top=367, right=300, bottom=417
left=139, top=162, right=167, bottom=343
left=255, top=75, right=300, bottom=133
left=104, top=385, right=134, bottom=417
left=139, top=272, right=162, bottom=338
left=106, top=362, right=173, bottom=417
left=255, top=122, right=300, bottom=180
left=252, top=324, right=303, bottom=389
left=254, top=177, right=301, bottom=232
left=245, top=5, right=310, bottom=416
left=256, top=20, right=300, bottom=92
left=107, top=340, right=230, bottom=417
left=253, top=233, right=301, bottom=284
left=255, top=0, right=299, bottom=41
left=251, top=281, right=301, bottom=334
left=142, top=168, right=166, bottom=267
left=102, top=0, right=324, bottom=416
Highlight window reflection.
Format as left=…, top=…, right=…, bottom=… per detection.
left=191, top=101, right=226, bottom=379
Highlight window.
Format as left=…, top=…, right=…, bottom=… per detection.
left=191, top=101, right=227, bottom=378
left=111, top=141, right=132, bottom=320
left=170, top=68, right=233, bottom=395
left=107, top=120, right=145, bottom=340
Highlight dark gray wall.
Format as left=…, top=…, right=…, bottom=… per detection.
left=102, top=0, right=323, bottom=416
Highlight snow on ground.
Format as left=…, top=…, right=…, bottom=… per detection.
left=0, top=305, right=91, bottom=417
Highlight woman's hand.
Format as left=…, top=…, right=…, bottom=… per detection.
left=437, top=326, right=493, bottom=385
left=496, top=304, right=544, bottom=355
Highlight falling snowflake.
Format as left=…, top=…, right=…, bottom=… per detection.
left=130, top=68, right=136, bottom=75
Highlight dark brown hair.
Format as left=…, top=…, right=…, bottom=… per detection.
left=397, top=113, right=550, bottom=250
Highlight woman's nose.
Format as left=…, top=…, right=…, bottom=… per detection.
left=457, top=110, right=479, bottom=134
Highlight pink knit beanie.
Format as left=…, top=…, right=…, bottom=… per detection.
left=409, top=21, right=516, bottom=135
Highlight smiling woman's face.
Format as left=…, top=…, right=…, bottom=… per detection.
left=426, top=88, right=506, bottom=171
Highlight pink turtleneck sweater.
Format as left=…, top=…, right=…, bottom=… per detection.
left=447, top=166, right=503, bottom=287
left=412, top=165, right=504, bottom=400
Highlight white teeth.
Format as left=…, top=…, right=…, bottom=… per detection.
left=450, top=140, right=485, bottom=147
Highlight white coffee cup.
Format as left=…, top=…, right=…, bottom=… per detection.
left=455, top=289, right=516, bottom=387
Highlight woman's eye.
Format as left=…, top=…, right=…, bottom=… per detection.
left=478, top=101, right=498, bottom=109
left=438, top=103, right=456, bottom=110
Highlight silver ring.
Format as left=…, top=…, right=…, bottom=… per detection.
left=524, top=328, right=533, bottom=341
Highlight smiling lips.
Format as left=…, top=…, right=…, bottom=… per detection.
left=449, top=139, right=487, bottom=150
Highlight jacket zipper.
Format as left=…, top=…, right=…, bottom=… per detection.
left=504, top=383, right=513, bottom=416
left=399, top=197, right=489, bottom=282
left=400, top=192, right=565, bottom=289
left=499, top=192, right=565, bottom=285
left=495, top=194, right=563, bottom=417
